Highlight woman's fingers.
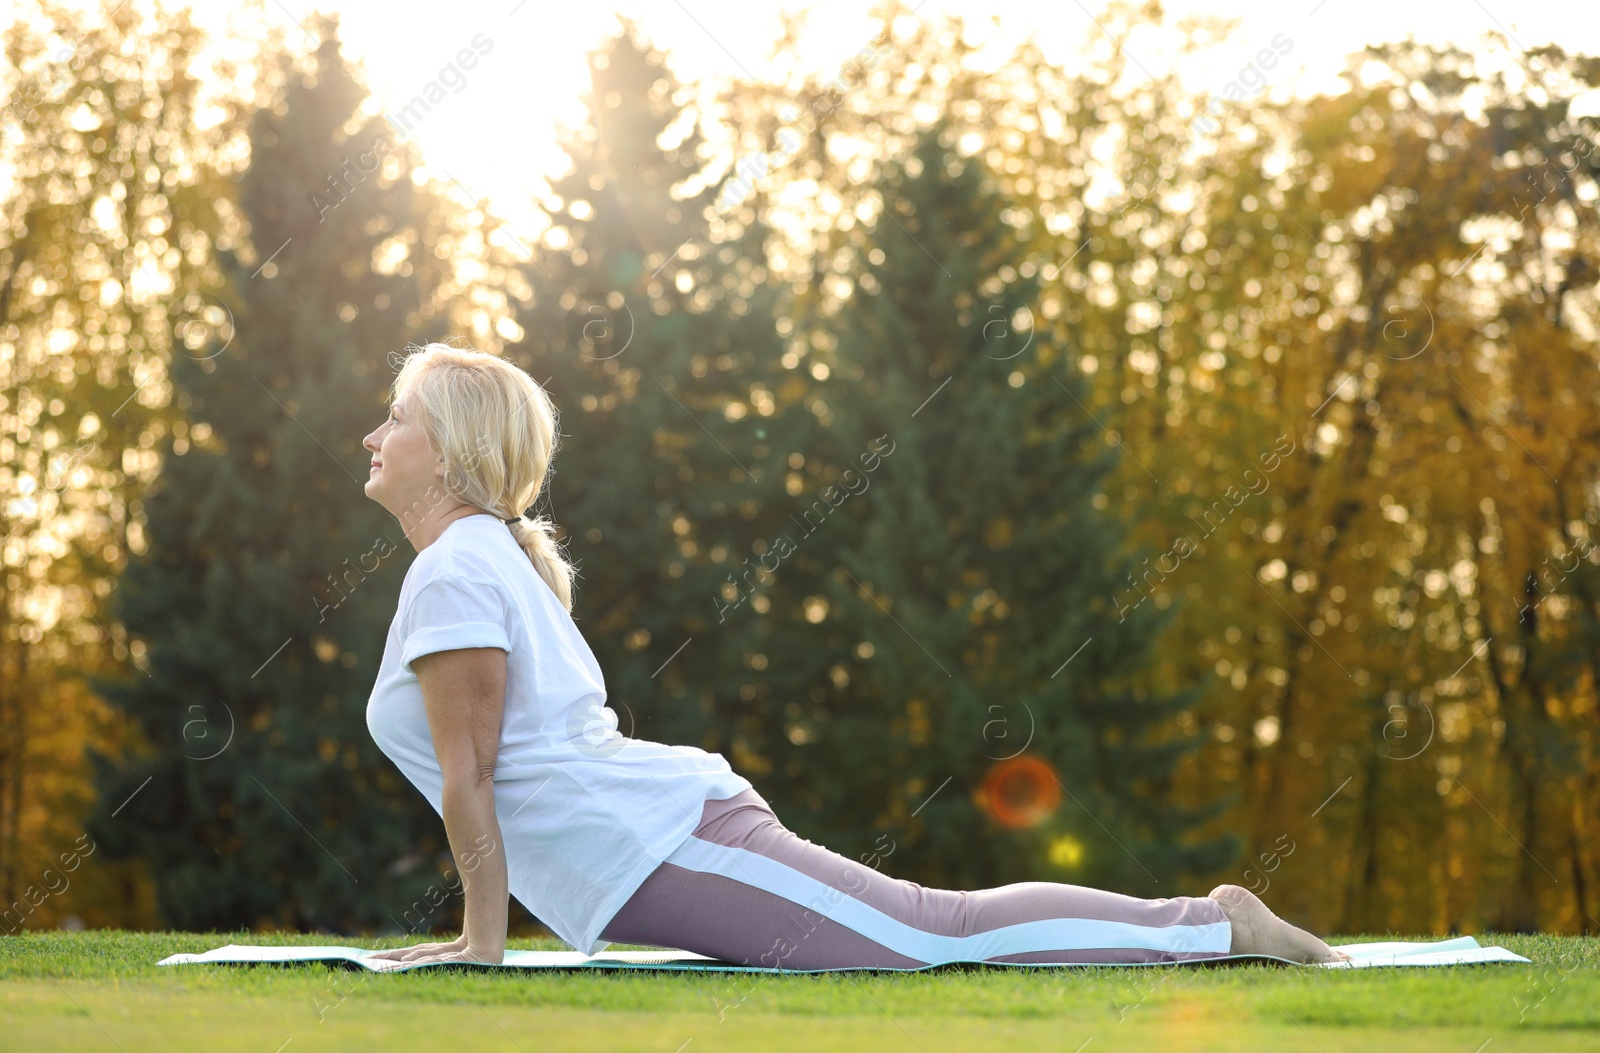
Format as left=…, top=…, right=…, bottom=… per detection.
left=399, top=952, right=449, bottom=966
left=364, top=940, right=455, bottom=962
left=395, top=950, right=490, bottom=967
left=362, top=937, right=487, bottom=968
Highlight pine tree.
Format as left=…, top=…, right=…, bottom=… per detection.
left=502, top=25, right=1228, bottom=894
left=743, top=122, right=1235, bottom=893
left=501, top=19, right=794, bottom=757
left=85, top=19, right=456, bottom=932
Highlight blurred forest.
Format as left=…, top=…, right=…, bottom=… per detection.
left=3, top=0, right=1600, bottom=941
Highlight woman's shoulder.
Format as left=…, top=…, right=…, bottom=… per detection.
left=403, top=517, right=515, bottom=596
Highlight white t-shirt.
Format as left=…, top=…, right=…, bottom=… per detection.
left=365, top=512, right=752, bottom=953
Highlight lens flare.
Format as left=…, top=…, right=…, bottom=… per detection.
left=979, top=754, right=1061, bottom=828
left=1048, top=833, right=1085, bottom=869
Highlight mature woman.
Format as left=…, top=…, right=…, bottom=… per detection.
left=359, top=342, right=1348, bottom=969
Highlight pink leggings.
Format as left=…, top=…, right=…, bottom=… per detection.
left=599, top=788, right=1233, bottom=970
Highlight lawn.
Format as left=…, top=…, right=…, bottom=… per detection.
left=2, top=931, right=1596, bottom=1051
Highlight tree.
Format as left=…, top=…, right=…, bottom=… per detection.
left=0, top=0, right=232, bottom=929
left=499, top=13, right=1229, bottom=894
left=501, top=18, right=795, bottom=760
left=85, top=17, right=458, bottom=933
left=728, top=122, right=1234, bottom=892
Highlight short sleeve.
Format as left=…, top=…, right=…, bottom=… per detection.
left=401, top=575, right=512, bottom=675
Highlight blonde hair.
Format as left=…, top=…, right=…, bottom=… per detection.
left=390, top=342, right=576, bottom=612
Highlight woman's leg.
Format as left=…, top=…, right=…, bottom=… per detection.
left=601, top=788, right=1239, bottom=970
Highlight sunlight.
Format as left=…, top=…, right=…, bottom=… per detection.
left=108, top=0, right=1590, bottom=272
left=304, top=1, right=613, bottom=247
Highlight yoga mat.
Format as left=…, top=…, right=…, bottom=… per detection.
left=157, top=936, right=1530, bottom=973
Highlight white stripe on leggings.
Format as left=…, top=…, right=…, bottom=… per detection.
left=663, top=835, right=1232, bottom=964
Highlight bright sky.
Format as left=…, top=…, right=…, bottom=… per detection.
left=77, top=1, right=1600, bottom=260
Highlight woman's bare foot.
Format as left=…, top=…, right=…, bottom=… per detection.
left=1208, top=884, right=1351, bottom=964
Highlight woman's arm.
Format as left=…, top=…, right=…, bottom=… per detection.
left=408, top=645, right=510, bottom=963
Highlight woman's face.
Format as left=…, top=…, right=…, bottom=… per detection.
left=362, top=390, right=441, bottom=521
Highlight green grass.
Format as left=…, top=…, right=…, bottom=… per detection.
left=2, top=931, right=1596, bottom=1051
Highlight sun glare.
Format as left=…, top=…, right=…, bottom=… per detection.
left=313, top=2, right=610, bottom=245
left=133, top=0, right=1588, bottom=266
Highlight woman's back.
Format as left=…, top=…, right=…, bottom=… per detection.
left=365, top=511, right=751, bottom=953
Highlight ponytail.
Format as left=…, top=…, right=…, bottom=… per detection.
left=506, top=513, right=575, bottom=613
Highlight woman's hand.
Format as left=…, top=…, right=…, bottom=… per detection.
left=393, top=942, right=505, bottom=967
left=363, top=933, right=468, bottom=962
